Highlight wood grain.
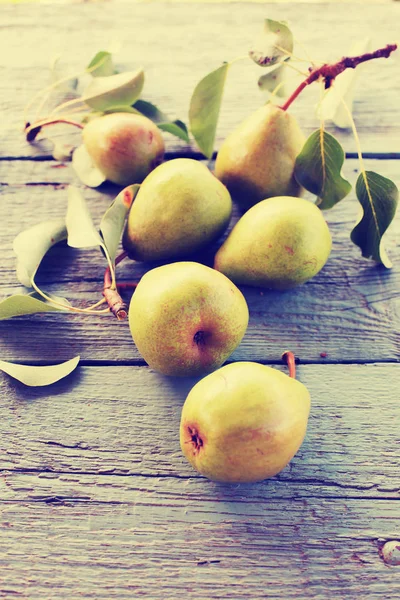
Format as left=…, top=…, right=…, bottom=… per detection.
left=1, top=159, right=399, bottom=364
left=1, top=364, right=399, bottom=496
left=1, top=2, right=399, bottom=158
left=0, top=491, right=399, bottom=599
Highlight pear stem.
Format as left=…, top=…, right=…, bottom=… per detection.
left=103, top=251, right=131, bottom=321
left=280, top=43, right=397, bottom=112
left=25, top=118, right=84, bottom=142
left=282, top=351, right=296, bottom=379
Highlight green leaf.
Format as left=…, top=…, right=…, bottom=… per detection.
left=158, top=120, right=190, bottom=142
left=103, top=105, right=141, bottom=115
left=72, top=144, right=106, bottom=188
left=294, top=130, right=352, bottom=209
left=100, top=185, right=140, bottom=262
left=0, top=356, right=80, bottom=387
left=258, top=64, right=287, bottom=96
left=133, top=100, right=189, bottom=142
left=189, top=63, right=229, bottom=159
left=351, top=171, right=399, bottom=268
left=13, top=219, right=67, bottom=287
left=133, top=99, right=167, bottom=122
left=0, top=292, right=69, bottom=321
left=249, top=19, right=293, bottom=67
left=66, top=186, right=104, bottom=249
left=82, top=68, right=145, bottom=112
left=87, top=51, right=115, bottom=77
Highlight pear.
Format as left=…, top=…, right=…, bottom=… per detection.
left=214, top=196, right=332, bottom=290
left=82, top=113, right=165, bottom=185
left=180, top=354, right=311, bottom=483
left=129, top=262, right=249, bottom=377
left=215, top=104, right=305, bottom=210
left=123, top=158, right=232, bottom=262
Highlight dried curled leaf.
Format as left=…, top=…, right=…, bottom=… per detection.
left=0, top=293, right=69, bottom=321
left=258, top=64, right=287, bottom=97
left=0, top=356, right=80, bottom=387
left=13, top=219, right=67, bottom=287
left=82, top=68, right=145, bottom=112
left=100, top=185, right=140, bottom=263
left=66, top=186, right=104, bottom=249
left=249, top=19, right=293, bottom=67
left=72, top=144, right=106, bottom=188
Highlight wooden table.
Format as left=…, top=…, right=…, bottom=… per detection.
left=1, top=2, right=399, bottom=598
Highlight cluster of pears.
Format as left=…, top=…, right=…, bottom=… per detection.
left=85, top=104, right=329, bottom=483
left=117, top=100, right=330, bottom=483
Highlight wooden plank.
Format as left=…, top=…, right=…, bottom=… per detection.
left=0, top=2, right=399, bottom=158
left=0, top=494, right=399, bottom=599
left=1, top=364, right=399, bottom=495
left=0, top=159, right=399, bottom=363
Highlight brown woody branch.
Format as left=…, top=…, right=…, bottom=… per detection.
left=281, top=43, right=397, bottom=111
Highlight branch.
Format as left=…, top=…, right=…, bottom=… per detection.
left=103, top=251, right=130, bottom=321
left=25, top=118, right=84, bottom=142
left=281, top=43, right=397, bottom=111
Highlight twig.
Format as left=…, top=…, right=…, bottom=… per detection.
left=103, top=251, right=131, bottom=320
left=281, top=43, right=397, bottom=111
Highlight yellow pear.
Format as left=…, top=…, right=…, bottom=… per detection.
left=214, top=196, right=332, bottom=289
left=82, top=113, right=165, bottom=185
left=215, top=104, right=305, bottom=210
left=180, top=356, right=310, bottom=483
left=123, top=158, right=232, bottom=261
left=129, top=262, right=249, bottom=377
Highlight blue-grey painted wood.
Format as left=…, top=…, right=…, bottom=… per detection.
left=0, top=2, right=399, bottom=158
left=1, top=364, right=399, bottom=495
left=0, top=484, right=399, bottom=599
left=0, top=159, right=399, bottom=364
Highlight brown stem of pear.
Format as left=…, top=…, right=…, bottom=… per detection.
left=25, top=118, right=84, bottom=142
left=103, top=251, right=130, bottom=321
left=280, top=43, right=397, bottom=112
left=282, top=351, right=296, bottom=379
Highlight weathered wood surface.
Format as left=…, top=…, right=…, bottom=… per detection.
left=1, top=2, right=400, bottom=158
left=1, top=364, right=399, bottom=496
left=1, top=2, right=400, bottom=598
left=1, top=159, right=399, bottom=364
left=0, top=497, right=398, bottom=600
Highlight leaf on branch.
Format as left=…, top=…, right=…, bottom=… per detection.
left=318, top=38, right=371, bottom=129
left=72, top=144, right=106, bottom=188
left=0, top=356, right=80, bottom=387
left=87, top=50, right=115, bottom=77
left=351, top=171, right=399, bottom=268
left=100, top=185, right=140, bottom=263
left=133, top=100, right=189, bottom=141
left=82, top=68, right=145, bottom=112
left=258, top=64, right=287, bottom=97
left=294, top=130, right=352, bottom=209
left=249, top=19, right=293, bottom=67
left=0, top=292, right=70, bottom=321
left=133, top=99, right=168, bottom=122
left=158, top=120, right=190, bottom=142
left=13, top=219, right=67, bottom=287
left=189, top=63, right=229, bottom=159
left=66, top=186, right=104, bottom=249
